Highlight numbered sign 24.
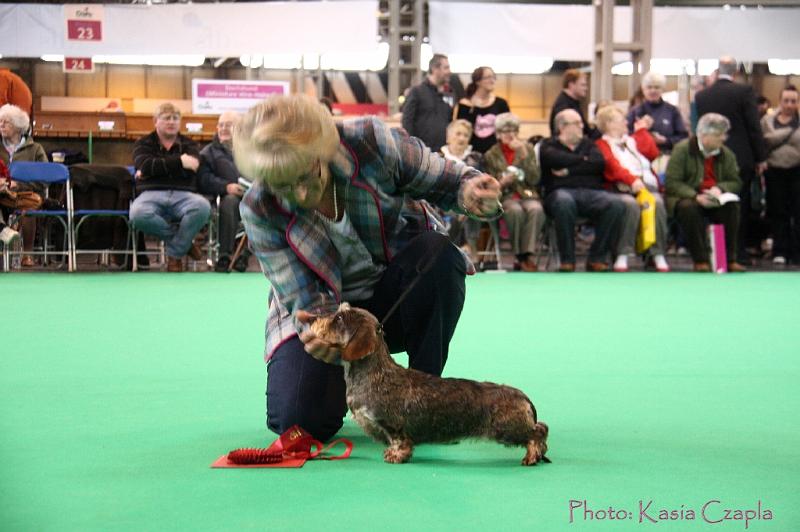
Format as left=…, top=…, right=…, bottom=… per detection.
left=63, top=57, right=95, bottom=74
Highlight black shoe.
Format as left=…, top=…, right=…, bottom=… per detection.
left=233, top=254, right=249, bottom=272
left=214, top=256, right=231, bottom=273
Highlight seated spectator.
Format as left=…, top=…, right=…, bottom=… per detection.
left=595, top=105, right=670, bottom=272
left=440, top=119, right=482, bottom=259
left=0, top=104, right=46, bottom=267
left=0, top=159, right=21, bottom=246
left=665, top=113, right=745, bottom=272
left=539, top=109, right=625, bottom=272
left=627, top=71, right=688, bottom=154
left=130, top=103, right=211, bottom=272
left=455, top=66, right=510, bottom=154
left=483, top=112, right=544, bottom=272
left=198, top=111, right=250, bottom=273
left=761, top=85, right=800, bottom=265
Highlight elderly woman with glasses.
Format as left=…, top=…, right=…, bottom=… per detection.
left=666, top=113, right=745, bottom=272
left=0, top=104, right=47, bottom=267
left=483, top=112, right=544, bottom=271
left=455, top=66, right=510, bottom=154
left=595, top=105, right=670, bottom=272
left=626, top=71, right=688, bottom=153
left=234, top=94, right=501, bottom=442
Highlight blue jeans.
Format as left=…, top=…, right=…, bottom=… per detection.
left=130, top=190, right=211, bottom=258
left=265, top=232, right=466, bottom=441
left=544, top=187, right=625, bottom=264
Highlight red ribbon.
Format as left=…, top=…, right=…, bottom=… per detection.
left=222, top=425, right=352, bottom=467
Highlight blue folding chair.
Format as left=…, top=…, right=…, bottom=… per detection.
left=5, top=162, right=73, bottom=272
left=70, top=164, right=137, bottom=271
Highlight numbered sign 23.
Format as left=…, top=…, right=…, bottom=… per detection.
left=63, top=57, right=95, bottom=74
left=64, top=5, right=104, bottom=42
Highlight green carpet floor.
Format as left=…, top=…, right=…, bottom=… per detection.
left=2, top=272, right=798, bottom=531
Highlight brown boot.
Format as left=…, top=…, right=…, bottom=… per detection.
left=519, top=256, right=538, bottom=272
left=693, top=262, right=711, bottom=272
left=586, top=261, right=609, bottom=272
left=558, top=263, right=575, bottom=272
left=167, top=256, right=184, bottom=272
left=727, top=261, right=747, bottom=273
left=187, top=242, right=204, bottom=261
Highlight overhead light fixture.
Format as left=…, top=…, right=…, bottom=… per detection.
left=768, top=59, right=800, bottom=75
left=612, top=59, right=697, bottom=76
left=40, top=54, right=205, bottom=67
left=420, top=45, right=552, bottom=74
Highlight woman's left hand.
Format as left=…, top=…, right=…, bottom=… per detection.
left=463, top=174, right=501, bottom=216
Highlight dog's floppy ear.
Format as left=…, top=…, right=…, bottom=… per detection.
left=341, top=317, right=380, bottom=362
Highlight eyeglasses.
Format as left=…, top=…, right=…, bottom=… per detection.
left=157, top=114, right=181, bottom=122
left=497, top=128, right=518, bottom=134
left=563, top=120, right=583, bottom=127
left=269, top=160, right=321, bottom=196
left=217, top=122, right=236, bottom=129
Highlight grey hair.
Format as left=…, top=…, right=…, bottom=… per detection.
left=696, top=113, right=731, bottom=136
left=641, top=71, right=666, bottom=89
left=0, top=104, right=30, bottom=133
left=495, top=112, right=520, bottom=132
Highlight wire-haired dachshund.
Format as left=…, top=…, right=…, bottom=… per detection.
left=306, top=303, right=549, bottom=465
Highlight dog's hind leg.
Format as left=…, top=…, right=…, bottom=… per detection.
left=383, top=438, right=414, bottom=464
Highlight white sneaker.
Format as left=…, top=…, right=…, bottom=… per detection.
left=653, top=254, right=670, bottom=272
left=773, top=256, right=786, bottom=265
left=613, top=254, right=629, bottom=272
left=0, top=225, right=20, bottom=245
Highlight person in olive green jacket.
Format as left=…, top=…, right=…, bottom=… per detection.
left=483, top=112, right=544, bottom=271
left=0, top=104, right=48, bottom=267
left=665, top=112, right=745, bottom=271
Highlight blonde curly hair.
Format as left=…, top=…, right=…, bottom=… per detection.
left=233, top=94, right=340, bottom=184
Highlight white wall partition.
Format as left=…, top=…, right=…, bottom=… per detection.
left=0, top=2, right=378, bottom=57
left=429, top=3, right=800, bottom=63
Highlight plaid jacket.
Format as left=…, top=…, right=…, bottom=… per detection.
left=240, top=117, right=482, bottom=360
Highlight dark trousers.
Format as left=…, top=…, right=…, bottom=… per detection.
left=543, top=187, right=625, bottom=264
left=674, top=198, right=739, bottom=263
left=764, top=166, right=800, bottom=261
left=265, top=231, right=467, bottom=441
left=217, top=194, right=243, bottom=257
left=737, top=167, right=758, bottom=262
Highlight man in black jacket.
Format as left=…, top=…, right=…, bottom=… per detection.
left=549, top=69, right=598, bottom=139
left=695, top=56, right=768, bottom=263
left=130, top=103, right=211, bottom=272
left=401, top=54, right=453, bottom=152
left=198, top=111, right=249, bottom=273
left=540, top=109, right=625, bottom=272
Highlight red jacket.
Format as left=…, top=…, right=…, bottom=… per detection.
left=595, top=129, right=659, bottom=189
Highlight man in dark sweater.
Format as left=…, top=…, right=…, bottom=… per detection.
left=540, top=109, right=625, bottom=271
left=130, top=103, right=211, bottom=272
left=198, top=111, right=249, bottom=273
left=401, top=54, right=454, bottom=152
left=549, top=69, right=598, bottom=139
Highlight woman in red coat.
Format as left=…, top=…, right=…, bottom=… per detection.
left=595, top=105, right=670, bottom=272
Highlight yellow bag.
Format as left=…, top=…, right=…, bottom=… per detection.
left=635, top=188, right=656, bottom=254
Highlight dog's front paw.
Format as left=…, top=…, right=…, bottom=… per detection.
left=383, top=443, right=412, bottom=464
left=522, top=440, right=548, bottom=466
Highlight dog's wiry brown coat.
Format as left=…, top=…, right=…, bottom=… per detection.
left=308, top=303, right=549, bottom=465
